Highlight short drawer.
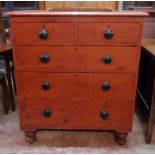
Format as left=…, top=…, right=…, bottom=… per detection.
left=13, top=23, right=75, bottom=45
left=78, top=23, right=142, bottom=45
left=15, top=46, right=139, bottom=73
left=17, top=72, right=136, bottom=99
left=20, top=98, right=133, bottom=130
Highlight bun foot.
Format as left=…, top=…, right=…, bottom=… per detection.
left=25, top=131, right=37, bottom=143
left=115, top=132, right=128, bottom=145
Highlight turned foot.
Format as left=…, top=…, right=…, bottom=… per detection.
left=115, top=132, right=128, bottom=145
left=25, top=131, right=37, bottom=143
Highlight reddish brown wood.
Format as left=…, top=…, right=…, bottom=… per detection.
left=15, top=46, right=140, bottom=73
left=115, top=132, right=128, bottom=145
left=7, top=10, right=148, bottom=17
left=25, top=131, right=37, bottom=143
left=8, top=11, right=145, bottom=144
left=78, top=23, right=142, bottom=45
left=16, top=73, right=136, bottom=99
left=13, top=23, right=75, bottom=45
left=20, top=98, right=133, bottom=131
left=10, top=16, right=145, bottom=23
left=12, top=21, right=143, bottom=46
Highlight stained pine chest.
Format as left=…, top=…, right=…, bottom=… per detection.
left=8, top=11, right=147, bottom=145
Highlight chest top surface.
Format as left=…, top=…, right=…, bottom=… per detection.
left=7, top=10, right=148, bottom=17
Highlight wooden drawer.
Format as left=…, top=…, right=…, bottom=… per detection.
left=20, top=98, right=133, bottom=130
left=12, top=23, right=75, bottom=45
left=78, top=23, right=142, bottom=45
left=15, top=46, right=139, bottom=73
left=16, top=73, right=136, bottom=99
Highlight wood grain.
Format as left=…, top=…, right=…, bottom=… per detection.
left=78, top=23, right=142, bottom=45
left=8, top=11, right=146, bottom=144
left=7, top=10, right=148, bottom=17
left=16, top=72, right=136, bottom=99
left=13, top=23, right=75, bottom=45
left=10, top=16, right=145, bottom=23
left=20, top=98, right=133, bottom=130
left=39, top=1, right=45, bottom=10
left=44, top=1, right=117, bottom=11
left=15, top=46, right=140, bottom=73
left=12, top=21, right=143, bottom=46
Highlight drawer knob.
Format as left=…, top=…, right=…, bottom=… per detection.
left=41, top=82, right=51, bottom=90
left=100, top=111, right=109, bottom=120
left=40, top=54, right=49, bottom=63
left=39, top=29, right=48, bottom=39
left=102, top=82, right=110, bottom=91
left=103, top=55, right=112, bottom=64
left=43, top=109, right=52, bottom=118
left=104, top=29, right=113, bottom=39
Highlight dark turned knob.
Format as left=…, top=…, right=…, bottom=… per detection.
left=43, top=109, right=52, bottom=118
left=100, top=111, right=109, bottom=120
left=103, top=55, right=112, bottom=64
left=41, top=82, right=51, bottom=90
left=39, top=29, right=48, bottom=39
left=40, top=54, right=49, bottom=63
left=104, top=29, right=113, bottom=39
left=102, top=82, right=110, bottom=91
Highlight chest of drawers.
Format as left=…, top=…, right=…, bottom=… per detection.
left=8, top=11, right=147, bottom=145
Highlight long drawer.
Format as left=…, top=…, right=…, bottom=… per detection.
left=20, top=98, right=133, bottom=130
left=15, top=46, right=139, bottom=73
left=16, top=72, right=136, bottom=99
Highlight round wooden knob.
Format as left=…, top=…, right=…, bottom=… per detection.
left=43, top=109, right=52, bottom=118
left=103, top=55, right=112, bottom=64
left=40, top=54, right=49, bottom=63
left=39, top=29, right=48, bottom=39
left=102, top=82, right=110, bottom=91
left=100, top=111, right=109, bottom=120
left=104, top=29, right=113, bottom=39
left=41, top=82, right=51, bottom=90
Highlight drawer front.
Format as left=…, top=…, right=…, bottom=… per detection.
left=13, top=23, right=75, bottom=45
left=15, top=46, right=139, bottom=73
left=17, top=73, right=136, bottom=99
left=78, top=23, right=141, bottom=45
left=20, top=98, right=133, bottom=130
